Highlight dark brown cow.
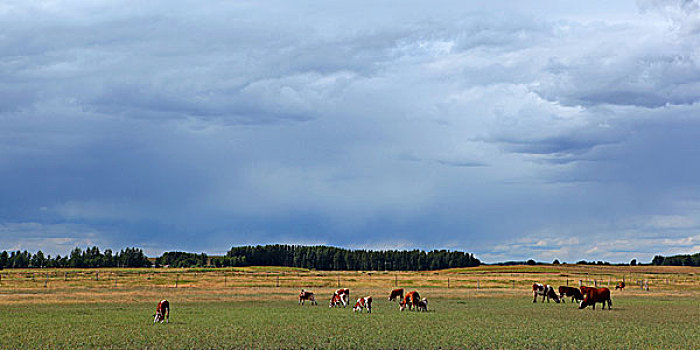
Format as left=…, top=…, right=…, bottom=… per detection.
left=579, top=285, right=594, bottom=296
left=532, top=283, right=560, bottom=303
left=299, top=289, right=317, bottom=305
left=615, top=282, right=625, bottom=290
left=389, top=288, right=404, bottom=302
left=153, top=299, right=169, bottom=324
left=579, top=287, right=612, bottom=310
left=558, top=286, right=583, bottom=303
left=399, top=290, right=421, bottom=311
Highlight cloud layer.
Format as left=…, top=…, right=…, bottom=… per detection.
left=2, top=0, right=700, bottom=262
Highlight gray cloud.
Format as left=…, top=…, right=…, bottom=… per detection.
left=1, top=1, right=699, bottom=261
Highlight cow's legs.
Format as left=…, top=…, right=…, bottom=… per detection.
left=533, top=292, right=537, bottom=303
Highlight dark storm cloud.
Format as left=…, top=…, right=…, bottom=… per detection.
left=1, top=0, right=700, bottom=262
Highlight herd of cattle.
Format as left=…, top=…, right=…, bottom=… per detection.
left=298, top=288, right=428, bottom=313
left=151, top=281, right=626, bottom=323
left=533, top=281, right=624, bottom=309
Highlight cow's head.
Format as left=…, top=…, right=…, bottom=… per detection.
left=399, top=301, right=407, bottom=311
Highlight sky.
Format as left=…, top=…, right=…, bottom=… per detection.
left=2, top=0, right=700, bottom=263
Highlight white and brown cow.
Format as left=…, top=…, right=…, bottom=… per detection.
left=416, top=297, right=428, bottom=312
left=353, top=296, right=372, bottom=313
left=299, top=289, right=317, bottom=305
left=153, top=299, right=170, bottom=324
left=330, top=288, right=350, bottom=308
left=532, top=283, right=560, bottom=303
left=399, top=290, right=421, bottom=311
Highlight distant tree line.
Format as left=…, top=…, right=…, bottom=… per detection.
left=0, top=247, right=151, bottom=268
left=651, top=252, right=700, bottom=266
left=214, top=244, right=481, bottom=270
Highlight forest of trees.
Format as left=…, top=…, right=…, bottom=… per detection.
left=0, top=245, right=481, bottom=270
left=6, top=244, right=697, bottom=269
left=214, top=245, right=481, bottom=270
left=0, top=247, right=151, bottom=268
left=651, top=252, right=700, bottom=266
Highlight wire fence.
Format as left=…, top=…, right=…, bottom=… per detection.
left=0, top=268, right=698, bottom=292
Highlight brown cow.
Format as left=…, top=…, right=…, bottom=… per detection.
left=399, top=290, right=421, bottom=311
left=153, top=299, right=169, bottom=324
left=615, top=282, right=625, bottom=290
left=389, top=288, right=403, bottom=303
left=579, top=287, right=612, bottom=310
left=558, top=286, right=583, bottom=303
left=389, top=288, right=404, bottom=302
left=579, top=285, right=594, bottom=296
left=299, top=289, right=317, bottom=305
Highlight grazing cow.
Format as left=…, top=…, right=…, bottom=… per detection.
left=615, top=282, right=625, bottom=290
left=389, top=288, right=404, bottom=302
left=579, top=287, right=612, bottom=310
left=353, top=296, right=372, bottom=313
left=329, top=293, right=343, bottom=307
left=399, top=290, right=421, bottom=311
left=532, top=283, right=560, bottom=303
left=329, top=289, right=350, bottom=308
left=416, top=298, right=428, bottom=312
left=558, top=286, right=584, bottom=303
left=153, top=299, right=169, bottom=324
left=579, top=286, right=594, bottom=296
left=299, top=289, right=317, bottom=305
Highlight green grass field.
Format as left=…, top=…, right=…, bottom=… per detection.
left=1, top=265, right=698, bottom=349
left=1, top=295, right=698, bottom=349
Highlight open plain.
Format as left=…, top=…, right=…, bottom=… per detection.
left=1, top=265, right=698, bottom=349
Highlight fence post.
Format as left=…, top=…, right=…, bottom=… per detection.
left=44, top=273, right=49, bottom=288
left=477, top=280, right=480, bottom=290
left=566, top=279, right=569, bottom=286
left=512, top=280, right=515, bottom=289
left=64, top=272, right=67, bottom=281
left=114, top=273, right=117, bottom=288
left=447, top=278, right=450, bottom=288
left=96, top=272, right=99, bottom=281
left=277, top=275, right=280, bottom=287
left=176, top=274, right=179, bottom=288
left=224, top=273, right=227, bottom=287
left=579, top=280, right=582, bottom=287
left=32, top=273, right=35, bottom=282
left=337, top=275, right=340, bottom=288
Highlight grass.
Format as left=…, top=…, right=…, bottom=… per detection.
left=1, top=296, right=698, bottom=349
left=0, top=265, right=698, bottom=348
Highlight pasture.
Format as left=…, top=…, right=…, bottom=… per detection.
left=1, top=265, right=698, bottom=349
